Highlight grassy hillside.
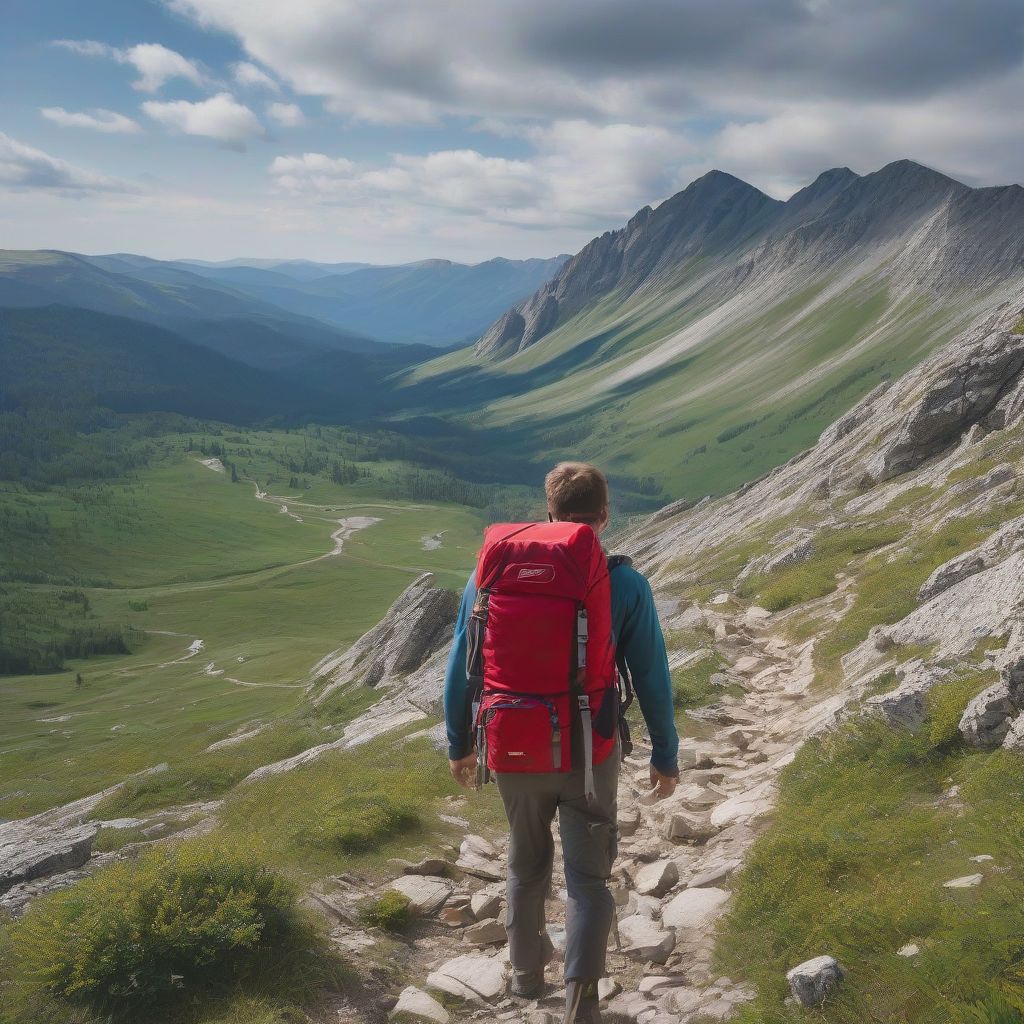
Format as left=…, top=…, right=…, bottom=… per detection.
left=400, top=272, right=980, bottom=500
left=0, top=449, right=489, bottom=815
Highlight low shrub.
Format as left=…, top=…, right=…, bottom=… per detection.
left=6, top=845, right=318, bottom=1020
left=359, top=891, right=413, bottom=932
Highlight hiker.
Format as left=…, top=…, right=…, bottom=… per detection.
left=444, top=461, right=679, bottom=1023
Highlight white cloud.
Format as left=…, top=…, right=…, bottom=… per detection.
left=40, top=107, right=142, bottom=134
left=53, top=39, right=203, bottom=92
left=0, top=132, right=138, bottom=194
left=233, top=61, right=279, bottom=91
left=143, top=93, right=265, bottom=147
left=266, top=102, right=305, bottom=127
left=268, top=121, right=694, bottom=230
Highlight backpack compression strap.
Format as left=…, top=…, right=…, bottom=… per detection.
left=607, top=554, right=636, bottom=759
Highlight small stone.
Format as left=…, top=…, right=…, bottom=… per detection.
left=618, top=808, right=642, bottom=837
left=440, top=905, right=475, bottom=927
left=465, top=919, right=507, bottom=946
left=786, top=955, right=845, bottom=1007
left=471, top=892, right=502, bottom=920
left=943, top=873, right=983, bottom=888
left=897, top=943, right=920, bottom=957
left=665, top=810, right=718, bottom=844
left=634, top=859, right=679, bottom=897
left=401, top=857, right=450, bottom=876
left=617, top=914, right=676, bottom=964
left=969, top=855, right=994, bottom=863
left=390, top=985, right=450, bottom=1022
left=598, top=977, right=621, bottom=1000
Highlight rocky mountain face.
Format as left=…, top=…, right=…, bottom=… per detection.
left=476, top=161, right=1024, bottom=359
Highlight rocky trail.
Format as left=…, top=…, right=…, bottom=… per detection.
left=307, top=592, right=859, bottom=1024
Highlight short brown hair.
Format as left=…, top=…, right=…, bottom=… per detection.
left=545, top=461, right=609, bottom=523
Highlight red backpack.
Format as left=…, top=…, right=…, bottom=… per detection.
left=465, top=521, right=625, bottom=801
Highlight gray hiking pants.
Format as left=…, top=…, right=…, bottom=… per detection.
left=496, top=743, right=619, bottom=981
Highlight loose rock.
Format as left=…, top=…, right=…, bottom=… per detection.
left=786, top=955, right=845, bottom=1007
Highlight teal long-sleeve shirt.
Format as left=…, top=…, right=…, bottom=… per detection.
left=443, top=560, right=679, bottom=776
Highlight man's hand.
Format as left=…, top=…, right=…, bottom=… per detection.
left=649, top=765, right=678, bottom=800
left=449, top=752, right=478, bottom=789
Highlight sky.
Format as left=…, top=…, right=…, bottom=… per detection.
left=2, top=0, right=1024, bottom=265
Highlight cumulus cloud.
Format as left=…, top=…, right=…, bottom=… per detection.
left=266, top=102, right=305, bottom=127
left=232, top=61, right=279, bottom=91
left=268, top=122, right=694, bottom=230
left=40, top=107, right=142, bottom=134
left=53, top=39, right=203, bottom=92
left=143, top=93, right=265, bottom=147
left=0, top=132, right=138, bottom=194
left=168, top=0, right=1024, bottom=189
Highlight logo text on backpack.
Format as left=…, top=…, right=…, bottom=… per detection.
left=515, top=563, right=555, bottom=582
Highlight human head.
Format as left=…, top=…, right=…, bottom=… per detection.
left=544, top=461, right=609, bottom=534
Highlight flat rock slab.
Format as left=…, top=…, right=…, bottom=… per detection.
left=389, top=875, right=453, bottom=915
left=617, top=914, right=676, bottom=964
left=943, top=873, right=983, bottom=888
left=662, top=887, right=730, bottom=931
left=0, top=821, right=97, bottom=897
left=426, top=952, right=508, bottom=1002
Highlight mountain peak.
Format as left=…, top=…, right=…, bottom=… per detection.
left=868, top=159, right=966, bottom=193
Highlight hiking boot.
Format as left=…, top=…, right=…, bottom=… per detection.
left=509, top=968, right=544, bottom=999
left=564, top=979, right=602, bottom=1023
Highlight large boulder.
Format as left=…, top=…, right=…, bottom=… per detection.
left=313, top=573, right=459, bottom=704
left=918, top=514, right=1024, bottom=602
left=0, top=821, right=97, bottom=899
left=426, top=952, right=508, bottom=1002
left=863, top=662, right=948, bottom=731
left=959, top=681, right=1017, bottom=747
left=786, top=955, right=845, bottom=1007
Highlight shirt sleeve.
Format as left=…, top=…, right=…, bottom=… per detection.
left=443, top=571, right=477, bottom=760
left=617, top=569, right=680, bottom=776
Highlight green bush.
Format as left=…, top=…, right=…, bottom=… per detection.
left=926, top=670, right=997, bottom=750
left=359, top=891, right=413, bottom=932
left=7, top=845, right=313, bottom=1019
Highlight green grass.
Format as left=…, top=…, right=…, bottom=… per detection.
left=717, top=679, right=1024, bottom=1023
left=739, top=523, right=908, bottom=612
left=671, top=652, right=731, bottom=712
left=212, top=733, right=508, bottom=882
left=1012, top=313, right=1024, bottom=335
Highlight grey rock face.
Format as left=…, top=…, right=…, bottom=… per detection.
left=786, top=955, right=845, bottom=1007
left=959, top=681, right=1017, bottom=747
left=868, top=331, right=1024, bottom=482
left=1003, top=712, right=1024, bottom=751
left=864, top=662, right=949, bottom=731
left=0, top=821, right=97, bottom=898
left=919, top=514, right=1024, bottom=602
left=313, top=572, right=459, bottom=702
